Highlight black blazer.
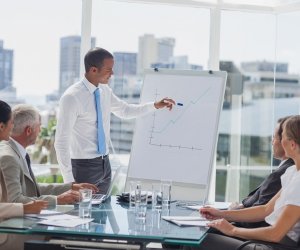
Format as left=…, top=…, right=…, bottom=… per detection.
left=242, top=158, right=294, bottom=208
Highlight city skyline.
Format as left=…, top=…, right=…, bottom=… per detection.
left=0, top=0, right=300, bottom=101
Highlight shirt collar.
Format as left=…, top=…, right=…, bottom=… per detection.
left=279, top=158, right=288, bottom=167
left=82, top=76, right=98, bottom=94
left=10, top=137, right=27, bottom=159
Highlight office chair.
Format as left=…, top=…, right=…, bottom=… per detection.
left=236, top=240, right=300, bottom=250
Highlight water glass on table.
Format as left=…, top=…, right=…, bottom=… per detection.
left=152, top=183, right=162, bottom=210
left=135, top=184, right=148, bottom=220
left=161, top=180, right=172, bottom=207
left=79, top=189, right=92, bottom=218
left=129, top=180, right=140, bottom=210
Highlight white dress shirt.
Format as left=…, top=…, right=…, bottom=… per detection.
left=55, top=77, right=156, bottom=183
left=265, top=165, right=300, bottom=242
left=10, top=138, right=30, bottom=172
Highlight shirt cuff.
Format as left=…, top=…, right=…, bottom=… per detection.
left=147, top=102, right=156, bottom=111
left=61, top=170, right=75, bottom=183
left=16, top=203, right=24, bottom=216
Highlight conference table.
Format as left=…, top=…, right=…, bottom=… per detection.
left=0, top=197, right=208, bottom=249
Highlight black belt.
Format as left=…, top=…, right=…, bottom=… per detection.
left=98, top=154, right=108, bottom=159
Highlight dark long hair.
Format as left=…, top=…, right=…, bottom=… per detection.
left=0, top=100, right=12, bottom=124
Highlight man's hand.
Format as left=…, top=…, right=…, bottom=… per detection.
left=57, top=190, right=81, bottom=205
left=154, top=98, right=176, bottom=111
left=207, top=219, right=236, bottom=237
left=200, top=206, right=224, bottom=220
left=72, top=183, right=99, bottom=193
left=23, top=200, right=48, bottom=214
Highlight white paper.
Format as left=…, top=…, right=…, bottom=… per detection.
left=36, top=214, right=78, bottom=220
left=171, top=220, right=209, bottom=227
left=186, top=202, right=231, bottom=210
left=38, top=218, right=93, bottom=227
left=162, top=216, right=205, bottom=221
left=25, top=210, right=64, bottom=218
left=162, top=215, right=209, bottom=227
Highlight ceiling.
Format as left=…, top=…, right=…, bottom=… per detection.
left=111, top=0, right=300, bottom=13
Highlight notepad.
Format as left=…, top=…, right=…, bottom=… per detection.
left=38, top=218, right=93, bottom=227
left=185, top=202, right=231, bottom=211
left=25, top=209, right=64, bottom=218
left=162, top=216, right=209, bottom=227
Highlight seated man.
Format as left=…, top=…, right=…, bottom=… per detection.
left=232, top=116, right=294, bottom=227
left=0, top=104, right=98, bottom=206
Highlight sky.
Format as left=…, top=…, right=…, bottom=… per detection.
left=0, top=0, right=300, bottom=101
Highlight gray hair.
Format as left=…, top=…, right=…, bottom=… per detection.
left=11, top=104, right=40, bottom=136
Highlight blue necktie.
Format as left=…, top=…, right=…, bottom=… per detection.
left=94, top=89, right=106, bottom=155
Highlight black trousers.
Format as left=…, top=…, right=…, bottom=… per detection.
left=71, top=155, right=111, bottom=194
left=182, top=233, right=297, bottom=250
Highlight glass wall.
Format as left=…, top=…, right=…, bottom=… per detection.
left=1, top=0, right=297, bottom=195
left=0, top=0, right=81, bottom=180
left=275, top=12, right=300, bottom=120
left=217, top=11, right=277, bottom=201
left=91, top=0, right=210, bottom=153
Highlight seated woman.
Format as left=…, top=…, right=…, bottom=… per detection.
left=0, top=100, right=47, bottom=250
left=198, top=115, right=300, bottom=250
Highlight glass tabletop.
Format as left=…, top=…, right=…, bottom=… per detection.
left=0, top=197, right=208, bottom=246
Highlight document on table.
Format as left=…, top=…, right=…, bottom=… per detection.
left=38, top=218, right=93, bottom=227
left=185, top=202, right=231, bottom=211
left=162, top=216, right=209, bottom=227
left=26, top=210, right=93, bottom=227
left=25, top=210, right=64, bottom=218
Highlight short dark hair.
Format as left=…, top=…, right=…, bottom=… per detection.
left=0, top=100, right=12, bottom=125
left=84, top=47, right=113, bottom=73
left=277, top=116, right=292, bottom=140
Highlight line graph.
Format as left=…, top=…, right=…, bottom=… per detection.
left=151, top=87, right=211, bottom=134
left=148, top=87, right=211, bottom=151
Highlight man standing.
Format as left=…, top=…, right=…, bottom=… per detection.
left=0, top=104, right=98, bottom=207
left=55, top=47, right=175, bottom=193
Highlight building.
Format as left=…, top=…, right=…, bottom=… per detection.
left=0, top=40, right=13, bottom=90
left=113, top=52, right=137, bottom=77
left=151, top=55, right=202, bottom=71
left=110, top=51, right=140, bottom=153
left=241, top=60, right=288, bottom=73
left=0, top=40, right=24, bottom=105
left=59, top=36, right=96, bottom=96
left=137, top=34, right=175, bottom=75
left=241, top=61, right=300, bottom=102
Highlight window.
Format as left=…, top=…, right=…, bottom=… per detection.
left=91, top=0, right=210, bottom=153
left=218, top=10, right=276, bottom=201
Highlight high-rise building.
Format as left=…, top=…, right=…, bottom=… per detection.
left=241, top=60, right=288, bottom=73
left=0, top=40, right=21, bottom=105
left=113, top=52, right=137, bottom=77
left=0, top=40, right=13, bottom=90
left=137, top=34, right=175, bottom=75
left=110, top=52, right=139, bottom=153
left=59, top=36, right=96, bottom=96
left=151, top=55, right=202, bottom=71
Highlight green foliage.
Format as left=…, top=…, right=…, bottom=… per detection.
left=36, top=174, right=64, bottom=183
left=39, top=118, right=57, bottom=139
